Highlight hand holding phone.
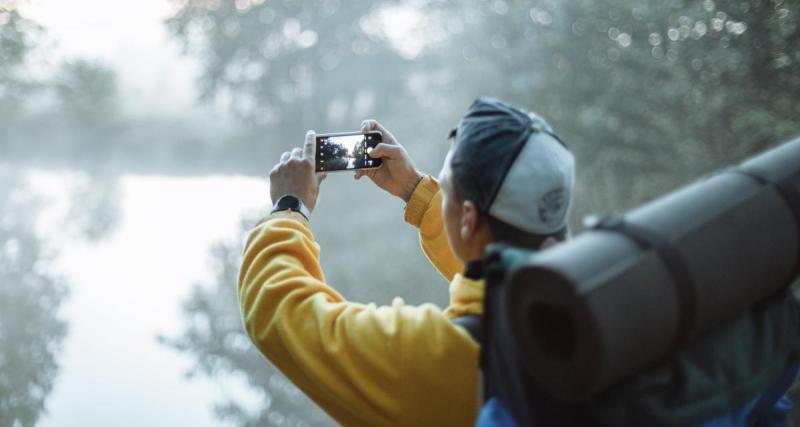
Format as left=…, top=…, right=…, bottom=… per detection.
left=354, top=120, right=424, bottom=203
left=269, top=130, right=327, bottom=212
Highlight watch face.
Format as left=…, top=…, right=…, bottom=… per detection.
left=273, top=195, right=309, bottom=219
left=277, top=195, right=300, bottom=210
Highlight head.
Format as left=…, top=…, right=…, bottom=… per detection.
left=437, top=97, right=575, bottom=264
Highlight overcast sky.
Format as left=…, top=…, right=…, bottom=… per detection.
left=20, top=0, right=208, bottom=118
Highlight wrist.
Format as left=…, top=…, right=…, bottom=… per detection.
left=401, top=171, right=425, bottom=203
left=272, top=195, right=312, bottom=220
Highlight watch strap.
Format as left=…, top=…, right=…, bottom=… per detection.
left=272, top=195, right=311, bottom=221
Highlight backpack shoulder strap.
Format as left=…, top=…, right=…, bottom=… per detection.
left=452, top=314, right=483, bottom=345
left=587, top=215, right=698, bottom=347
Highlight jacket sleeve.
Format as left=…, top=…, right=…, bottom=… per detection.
left=237, top=211, right=478, bottom=426
left=404, top=176, right=465, bottom=282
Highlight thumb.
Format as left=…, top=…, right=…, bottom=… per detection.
left=369, top=143, right=401, bottom=159
left=303, top=130, right=316, bottom=160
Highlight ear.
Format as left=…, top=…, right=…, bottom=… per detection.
left=460, top=200, right=479, bottom=241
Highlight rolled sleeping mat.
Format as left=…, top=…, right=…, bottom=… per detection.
left=505, top=137, right=800, bottom=401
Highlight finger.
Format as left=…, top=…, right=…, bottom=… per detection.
left=290, top=147, right=303, bottom=159
left=361, top=119, right=386, bottom=134
left=361, top=119, right=396, bottom=144
left=280, top=151, right=291, bottom=162
left=317, top=172, right=328, bottom=183
left=362, top=169, right=379, bottom=183
left=368, top=143, right=400, bottom=159
left=303, top=130, right=316, bottom=160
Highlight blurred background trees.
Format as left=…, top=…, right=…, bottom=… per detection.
left=1, top=0, right=799, bottom=425
left=0, top=4, right=68, bottom=426
left=0, top=2, right=42, bottom=127
left=54, top=60, right=120, bottom=129
left=158, top=0, right=800, bottom=425
left=164, top=0, right=800, bottom=211
left=7, top=0, right=797, bottom=188
left=0, top=170, right=68, bottom=427
left=159, top=227, right=332, bottom=426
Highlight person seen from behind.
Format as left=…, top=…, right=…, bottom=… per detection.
left=237, top=97, right=575, bottom=426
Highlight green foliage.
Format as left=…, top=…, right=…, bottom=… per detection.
left=159, top=230, right=333, bottom=426
left=0, top=5, right=42, bottom=125
left=166, top=0, right=409, bottom=126
left=422, top=0, right=800, bottom=214
left=53, top=60, right=120, bottom=128
left=165, top=0, right=800, bottom=211
left=65, top=174, right=121, bottom=241
left=0, top=11, right=127, bottom=170
left=0, top=171, right=69, bottom=427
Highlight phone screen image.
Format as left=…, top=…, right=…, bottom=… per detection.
left=315, top=132, right=383, bottom=172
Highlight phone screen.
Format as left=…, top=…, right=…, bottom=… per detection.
left=315, top=131, right=383, bottom=172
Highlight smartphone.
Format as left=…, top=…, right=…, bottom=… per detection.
left=315, top=131, right=383, bottom=172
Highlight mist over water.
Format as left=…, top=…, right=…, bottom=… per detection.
left=18, top=172, right=266, bottom=426
left=1, top=0, right=799, bottom=425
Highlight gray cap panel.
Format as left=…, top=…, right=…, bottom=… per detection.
left=489, top=132, right=575, bottom=234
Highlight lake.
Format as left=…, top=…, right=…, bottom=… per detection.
left=24, top=171, right=268, bottom=427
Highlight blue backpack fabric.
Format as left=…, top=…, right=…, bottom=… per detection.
left=476, top=246, right=800, bottom=427
left=477, top=364, right=798, bottom=427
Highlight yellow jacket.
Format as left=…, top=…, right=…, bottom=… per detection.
left=238, top=176, right=483, bottom=426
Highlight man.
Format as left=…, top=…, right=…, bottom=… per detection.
left=237, top=97, right=575, bottom=425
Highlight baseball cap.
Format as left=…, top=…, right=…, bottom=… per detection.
left=450, top=97, right=575, bottom=236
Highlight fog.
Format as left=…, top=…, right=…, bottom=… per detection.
left=1, top=0, right=798, bottom=425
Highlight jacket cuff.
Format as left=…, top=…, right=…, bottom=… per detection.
left=256, top=210, right=311, bottom=228
left=404, top=176, right=439, bottom=227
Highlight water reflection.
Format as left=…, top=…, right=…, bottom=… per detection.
left=66, top=174, right=121, bottom=242
left=160, top=232, right=332, bottom=426
left=3, top=164, right=363, bottom=427
left=6, top=172, right=274, bottom=427
left=0, top=168, right=68, bottom=427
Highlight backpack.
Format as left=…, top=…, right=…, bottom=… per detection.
left=465, top=244, right=800, bottom=427
left=458, top=137, right=800, bottom=426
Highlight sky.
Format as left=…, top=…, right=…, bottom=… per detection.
left=16, top=0, right=426, bottom=119
left=19, top=0, right=208, bottom=118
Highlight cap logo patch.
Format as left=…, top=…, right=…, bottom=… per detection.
left=538, top=187, right=566, bottom=226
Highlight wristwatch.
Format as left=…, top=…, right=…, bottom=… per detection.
left=272, top=195, right=311, bottom=220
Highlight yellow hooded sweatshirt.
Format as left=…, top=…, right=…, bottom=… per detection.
left=238, top=176, right=483, bottom=426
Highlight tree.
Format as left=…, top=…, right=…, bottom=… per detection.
left=168, top=0, right=800, bottom=215
left=407, top=0, right=800, bottom=218
left=0, top=2, right=42, bottom=127
left=159, top=222, right=333, bottom=426
left=65, top=173, right=121, bottom=242
left=167, top=0, right=412, bottom=128
left=53, top=59, right=120, bottom=129
left=164, top=0, right=455, bottom=176
left=0, top=170, right=69, bottom=427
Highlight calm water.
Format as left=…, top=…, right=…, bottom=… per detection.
left=25, top=171, right=268, bottom=426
